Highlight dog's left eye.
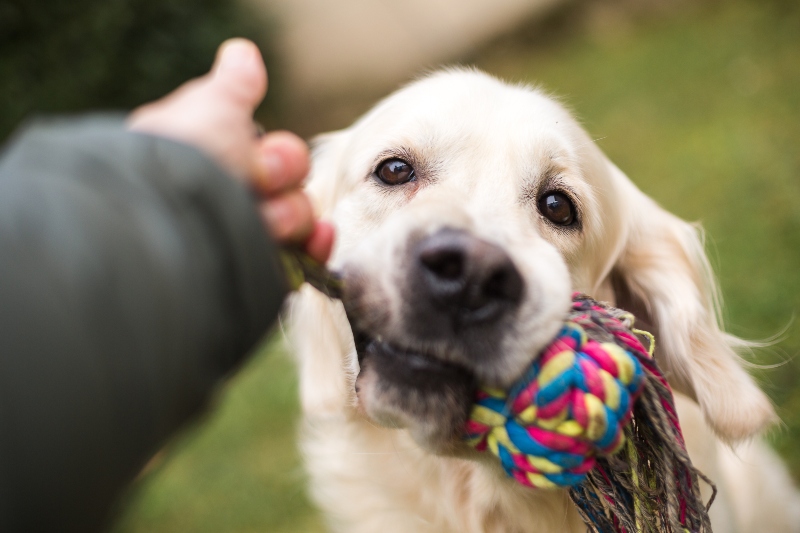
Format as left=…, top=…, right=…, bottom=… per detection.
left=538, top=191, right=576, bottom=226
left=376, top=158, right=415, bottom=185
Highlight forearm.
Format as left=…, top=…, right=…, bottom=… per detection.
left=0, top=116, right=287, bottom=531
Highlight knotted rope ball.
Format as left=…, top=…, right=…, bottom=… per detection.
left=464, top=311, right=646, bottom=489
left=463, top=294, right=714, bottom=533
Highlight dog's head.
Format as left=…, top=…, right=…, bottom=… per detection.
left=304, top=69, right=775, bottom=454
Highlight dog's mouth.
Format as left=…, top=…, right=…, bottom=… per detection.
left=351, top=324, right=478, bottom=450
left=356, top=333, right=476, bottom=390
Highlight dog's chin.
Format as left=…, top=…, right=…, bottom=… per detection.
left=354, top=338, right=478, bottom=454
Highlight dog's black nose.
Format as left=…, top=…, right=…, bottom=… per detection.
left=416, top=228, right=523, bottom=325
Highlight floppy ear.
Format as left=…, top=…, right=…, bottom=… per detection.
left=608, top=171, right=776, bottom=443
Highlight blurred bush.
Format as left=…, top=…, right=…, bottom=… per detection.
left=0, top=0, right=278, bottom=141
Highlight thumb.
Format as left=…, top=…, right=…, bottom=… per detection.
left=212, top=38, right=268, bottom=111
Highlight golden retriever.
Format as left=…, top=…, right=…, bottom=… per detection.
left=289, top=69, right=800, bottom=532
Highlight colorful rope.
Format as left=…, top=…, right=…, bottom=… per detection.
left=464, top=298, right=646, bottom=489
left=464, top=294, right=715, bottom=533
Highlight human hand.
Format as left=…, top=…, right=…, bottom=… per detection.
left=127, top=39, right=333, bottom=263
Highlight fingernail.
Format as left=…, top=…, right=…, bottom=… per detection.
left=218, top=39, right=254, bottom=72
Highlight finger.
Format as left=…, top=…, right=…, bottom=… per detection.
left=252, top=131, right=311, bottom=195
left=211, top=38, right=268, bottom=112
left=260, top=191, right=315, bottom=244
left=304, top=221, right=336, bottom=264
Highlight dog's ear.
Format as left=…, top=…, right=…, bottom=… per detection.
left=607, top=169, right=776, bottom=443
left=305, top=130, right=352, bottom=218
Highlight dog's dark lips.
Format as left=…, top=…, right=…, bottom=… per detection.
left=363, top=339, right=463, bottom=373
left=357, top=335, right=478, bottom=403
left=351, top=324, right=474, bottom=381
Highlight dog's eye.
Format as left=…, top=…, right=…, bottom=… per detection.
left=538, top=192, right=576, bottom=226
left=376, top=158, right=415, bottom=185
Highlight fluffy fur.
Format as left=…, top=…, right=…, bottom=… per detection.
left=288, top=69, right=799, bottom=532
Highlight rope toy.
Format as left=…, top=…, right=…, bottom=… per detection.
left=464, top=294, right=715, bottom=533
left=464, top=309, right=645, bottom=489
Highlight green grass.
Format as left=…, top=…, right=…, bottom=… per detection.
left=114, top=1, right=800, bottom=530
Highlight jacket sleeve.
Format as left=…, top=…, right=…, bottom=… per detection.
left=0, top=116, right=288, bottom=532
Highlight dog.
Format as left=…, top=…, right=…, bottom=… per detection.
left=288, top=69, right=800, bottom=532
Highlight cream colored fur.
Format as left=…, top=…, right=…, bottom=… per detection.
left=288, top=69, right=799, bottom=532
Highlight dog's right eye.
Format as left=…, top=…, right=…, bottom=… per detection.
left=537, top=191, right=576, bottom=226
left=376, top=158, right=415, bottom=185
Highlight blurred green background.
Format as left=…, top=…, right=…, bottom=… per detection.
left=3, top=0, right=798, bottom=531
left=0, top=0, right=282, bottom=139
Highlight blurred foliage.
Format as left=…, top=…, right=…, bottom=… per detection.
left=0, top=0, right=279, bottom=141
left=109, top=0, right=799, bottom=532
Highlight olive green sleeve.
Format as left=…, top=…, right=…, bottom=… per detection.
left=0, top=116, right=288, bottom=532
